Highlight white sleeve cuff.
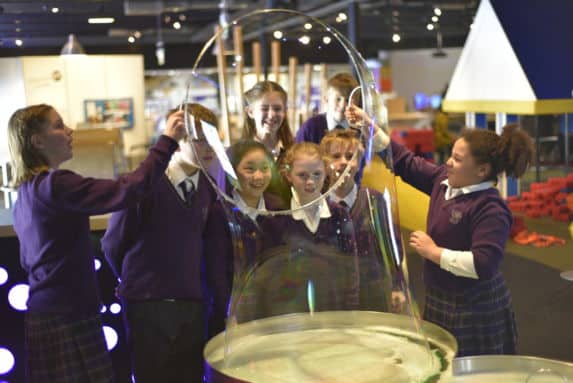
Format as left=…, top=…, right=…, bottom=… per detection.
left=439, top=248, right=479, bottom=279
left=372, top=128, right=390, bottom=152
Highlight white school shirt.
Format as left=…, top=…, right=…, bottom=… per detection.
left=290, top=188, right=331, bottom=234
left=232, top=188, right=266, bottom=222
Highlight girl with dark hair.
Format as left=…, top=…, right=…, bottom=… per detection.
left=204, top=139, right=277, bottom=337
left=7, top=104, right=185, bottom=382
left=390, top=123, right=534, bottom=356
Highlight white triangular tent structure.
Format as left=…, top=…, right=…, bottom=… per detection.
left=443, top=0, right=573, bottom=115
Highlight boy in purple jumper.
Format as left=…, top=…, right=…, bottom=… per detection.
left=320, top=130, right=405, bottom=312
left=7, top=104, right=185, bottom=383
left=101, top=104, right=218, bottom=382
left=295, top=72, right=359, bottom=144
left=347, top=104, right=534, bottom=356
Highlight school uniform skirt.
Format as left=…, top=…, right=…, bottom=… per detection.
left=25, top=312, right=113, bottom=383
left=423, top=272, right=518, bottom=357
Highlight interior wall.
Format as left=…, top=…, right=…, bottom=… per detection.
left=0, top=58, right=27, bottom=163
left=389, top=48, right=462, bottom=111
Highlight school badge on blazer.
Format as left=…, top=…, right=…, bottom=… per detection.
left=449, top=209, right=462, bottom=224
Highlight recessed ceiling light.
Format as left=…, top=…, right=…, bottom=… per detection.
left=15, top=39, right=23, bottom=46
left=51, top=7, right=59, bottom=13
left=88, top=17, right=115, bottom=24
left=299, top=35, right=310, bottom=45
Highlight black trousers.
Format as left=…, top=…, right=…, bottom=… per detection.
left=125, top=300, right=205, bottom=383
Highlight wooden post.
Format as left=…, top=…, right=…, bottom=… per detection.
left=215, top=26, right=230, bottom=146
left=252, top=41, right=262, bottom=83
left=288, top=56, right=298, bottom=133
left=319, top=63, right=328, bottom=112
left=303, top=63, right=312, bottom=121
left=233, top=25, right=245, bottom=123
left=271, top=40, right=281, bottom=83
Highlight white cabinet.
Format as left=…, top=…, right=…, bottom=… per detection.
left=0, top=55, right=146, bottom=178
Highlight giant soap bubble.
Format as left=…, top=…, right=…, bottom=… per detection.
left=182, top=9, right=456, bottom=383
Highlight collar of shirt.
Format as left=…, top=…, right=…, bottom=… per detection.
left=290, top=187, right=331, bottom=233
left=167, top=154, right=200, bottom=191
left=329, top=183, right=358, bottom=209
left=326, top=112, right=348, bottom=131
left=440, top=179, right=495, bottom=200
left=232, top=188, right=266, bottom=222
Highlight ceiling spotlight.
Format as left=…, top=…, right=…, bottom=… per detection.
left=432, top=15, right=438, bottom=22
left=426, top=23, right=435, bottom=31
left=51, top=7, right=59, bottom=13
left=392, top=33, right=401, bottom=43
left=337, top=12, right=347, bottom=21
left=434, top=8, right=442, bottom=16
left=134, top=31, right=142, bottom=38
left=156, top=41, right=165, bottom=66
left=179, top=14, right=187, bottom=21
left=173, top=21, right=181, bottom=29
left=273, top=30, right=283, bottom=39
left=15, top=39, right=22, bottom=46
left=322, top=36, right=332, bottom=44
left=304, top=23, right=312, bottom=30
left=298, top=35, right=311, bottom=45
left=128, top=36, right=135, bottom=43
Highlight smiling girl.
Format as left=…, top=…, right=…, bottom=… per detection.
left=204, top=140, right=277, bottom=337
left=387, top=123, right=534, bottom=356
left=242, top=81, right=294, bottom=206
left=242, top=81, right=294, bottom=160
left=7, top=104, right=185, bottom=382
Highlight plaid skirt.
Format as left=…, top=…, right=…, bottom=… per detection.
left=423, top=272, right=518, bottom=357
left=25, top=312, right=114, bottom=383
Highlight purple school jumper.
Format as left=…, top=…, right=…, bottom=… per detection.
left=13, top=135, right=177, bottom=315
left=390, top=140, right=517, bottom=356
left=13, top=135, right=178, bottom=382
left=203, top=195, right=280, bottom=338
left=102, top=171, right=215, bottom=302
left=101, top=170, right=216, bottom=382
left=349, top=187, right=399, bottom=311
left=295, top=113, right=328, bottom=144
left=229, top=200, right=358, bottom=322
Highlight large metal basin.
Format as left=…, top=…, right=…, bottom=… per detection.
left=453, top=355, right=573, bottom=382
left=204, top=310, right=457, bottom=383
